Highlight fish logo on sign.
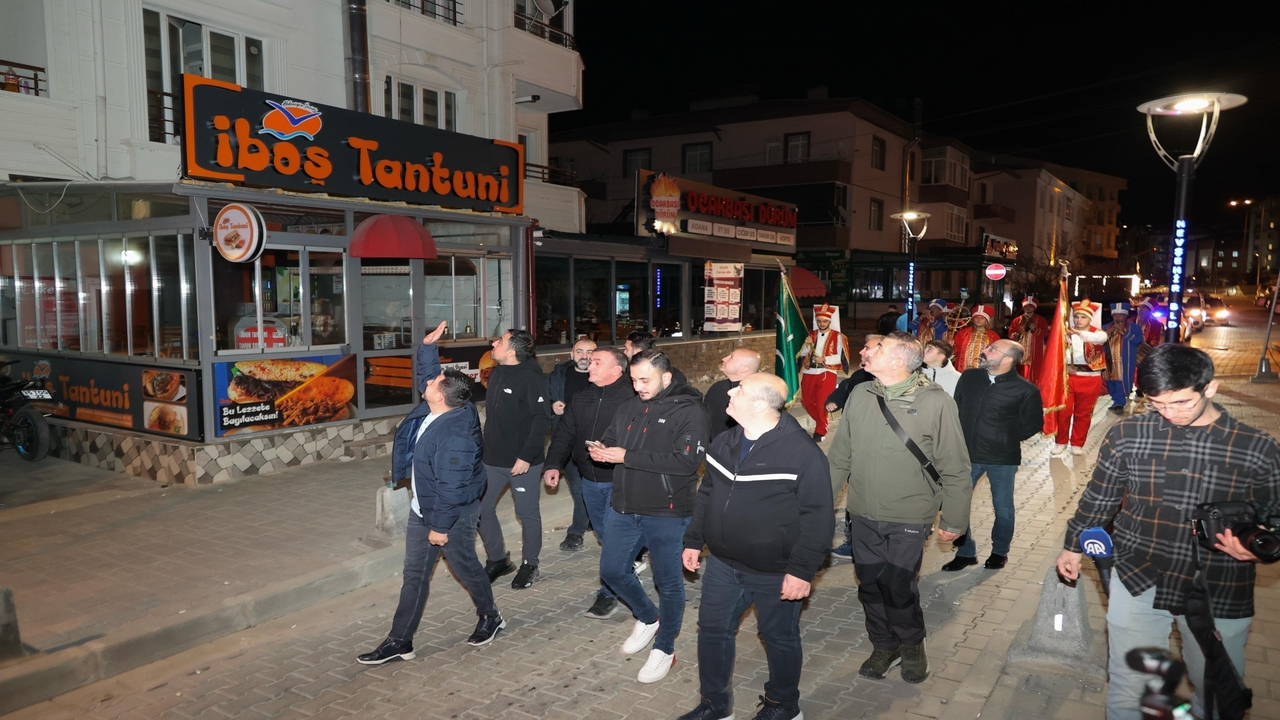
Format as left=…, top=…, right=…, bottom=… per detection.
left=259, top=100, right=323, bottom=141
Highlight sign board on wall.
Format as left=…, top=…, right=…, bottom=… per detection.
left=213, top=203, right=267, bottom=264
left=182, top=75, right=524, bottom=214
left=636, top=170, right=798, bottom=253
left=0, top=353, right=200, bottom=440
left=703, top=262, right=745, bottom=332
left=213, top=354, right=357, bottom=437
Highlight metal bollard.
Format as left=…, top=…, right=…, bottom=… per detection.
left=0, top=588, right=23, bottom=660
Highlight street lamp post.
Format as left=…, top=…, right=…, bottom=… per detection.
left=1229, top=199, right=1255, bottom=289
left=891, top=211, right=931, bottom=325
left=1137, top=92, right=1247, bottom=343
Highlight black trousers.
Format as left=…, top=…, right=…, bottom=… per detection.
left=850, top=516, right=930, bottom=649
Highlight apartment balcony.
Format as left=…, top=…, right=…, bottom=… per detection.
left=146, top=89, right=182, bottom=145
left=973, top=203, right=1016, bottom=223
left=1, top=60, right=48, bottom=97
left=917, top=183, right=970, bottom=207
left=498, top=13, right=583, bottom=113
left=525, top=162, right=579, bottom=188
left=383, top=0, right=463, bottom=26
left=514, top=12, right=575, bottom=49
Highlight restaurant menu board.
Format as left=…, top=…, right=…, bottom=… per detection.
left=0, top=353, right=199, bottom=440
left=213, top=354, right=357, bottom=436
left=703, top=262, right=744, bottom=332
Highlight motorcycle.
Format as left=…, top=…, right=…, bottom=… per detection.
left=0, top=360, right=51, bottom=462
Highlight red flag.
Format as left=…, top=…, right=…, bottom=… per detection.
left=1038, top=275, right=1070, bottom=435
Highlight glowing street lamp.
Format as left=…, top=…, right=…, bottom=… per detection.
left=891, top=211, right=931, bottom=323
left=1137, top=92, right=1247, bottom=343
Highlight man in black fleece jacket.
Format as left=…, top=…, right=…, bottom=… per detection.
left=478, top=329, right=552, bottom=589
left=590, top=349, right=708, bottom=684
left=679, top=373, right=833, bottom=720
left=543, top=347, right=640, bottom=620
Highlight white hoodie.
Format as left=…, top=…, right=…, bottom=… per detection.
left=922, top=361, right=961, bottom=397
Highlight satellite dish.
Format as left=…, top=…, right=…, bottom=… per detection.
left=532, top=0, right=565, bottom=19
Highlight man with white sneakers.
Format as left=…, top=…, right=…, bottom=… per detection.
left=679, top=373, right=833, bottom=720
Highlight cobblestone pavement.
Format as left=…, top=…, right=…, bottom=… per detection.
left=8, top=311, right=1280, bottom=720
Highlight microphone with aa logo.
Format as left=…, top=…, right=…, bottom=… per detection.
left=1080, top=527, right=1114, bottom=595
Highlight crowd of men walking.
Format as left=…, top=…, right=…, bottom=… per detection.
left=354, top=290, right=1278, bottom=720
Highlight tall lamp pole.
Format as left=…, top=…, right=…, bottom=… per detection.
left=1137, top=92, right=1247, bottom=343
left=891, top=211, right=931, bottom=325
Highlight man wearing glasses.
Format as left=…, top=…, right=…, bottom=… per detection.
left=945, top=339, right=1044, bottom=571
left=1057, top=344, right=1280, bottom=720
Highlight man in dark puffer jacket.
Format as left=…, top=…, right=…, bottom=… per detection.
left=679, top=373, right=833, bottom=720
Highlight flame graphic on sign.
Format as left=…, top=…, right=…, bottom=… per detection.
left=258, top=100, right=323, bottom=141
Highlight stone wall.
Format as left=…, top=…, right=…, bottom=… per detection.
left=535, top=333, right=776, bottom=385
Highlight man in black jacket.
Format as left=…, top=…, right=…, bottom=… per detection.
left=703, top=347, right=761, bottom=441
left=625, top=330, right=690, bottom=388
left=678, top=373, right=833, bottom=720
left=944, top=338, right=1043, bottom=572
left=478, top=329, right=552, bottom=589
left=547, top=338, right=597, bottom=552
left=590, top=349, right=708, bottom=684
left=543, top=347, right=639, bottom=620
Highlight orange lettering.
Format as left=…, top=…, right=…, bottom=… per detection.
left=405, top=163, right=429, bottom=192
left=234, top=118, right=270, bottom=171
left=272, top=142, right=301, bottom=175
left=348, top=137, right=379, bottom=185
left=213, top=116, right=233, bottom=167
left=477, top=174, right=498, bottom=201
left=430, top=152, right=451, bottom=195
left=499, top=165, right=510, bottom=203
left=453, top=170, right=476, bottom=199
left=303, top=147, right=332, bottom=181
left=375, top=160, right=403, bottom=189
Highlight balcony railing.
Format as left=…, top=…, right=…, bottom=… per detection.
left=146, top=89, right=183, bottom=145
left=388, top=0, right=463, bottom=26
left=1, top=60, right=48, bottom=98
left=526, top=162, right=580, bottom=188
left=514, top=12, right=576, bottom=50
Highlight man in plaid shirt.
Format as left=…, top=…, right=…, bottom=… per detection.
left=1056, top=344, right=1280, bottom=720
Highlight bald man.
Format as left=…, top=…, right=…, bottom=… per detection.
left=945, top=338, right=1043, bottom=572
left=680, top=373, right=833, bottom=720
left=548, top=338, right=598, bottom=551
left=703, top=347, right=763, bottom=442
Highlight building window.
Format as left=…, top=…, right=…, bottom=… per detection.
left=382, top=76, right=457, bottom=130
left=784, top=132, right=810, bottom=163
left=390, top=0, right=462, bottom=26
left=869, top=198, right=884, bottom=231
left=765, top=139, right=782, bottom=166
left=623, top=148, right=651, bottom=179
left=871, top=136, right=886, bottom=171
left=1233, top=250, right=1240, bottom=257
left=682, top=143, right=712, bottom=174
left=834, top=184, right=849, bottom=227
left=142, top=10, right=265, bottom=144
left=1064, top=198, right=1073, bottom=222
left=921, top=147, right=970, bottom=190
left=945, top=205, right=966, bottom=243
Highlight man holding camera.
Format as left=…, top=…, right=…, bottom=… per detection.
left=1056, top=344, right=1280, bottom=720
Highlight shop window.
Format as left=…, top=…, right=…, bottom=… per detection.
left=484, top=257, right=513, bottom=339
left=653, top=263, right=682, bottom=337
left=365, top=355, right=415, bottom=409
left=101, top=239, right=127, bottom=354
left=51, top=190, right=113, bottom=226
left=31, top=242, right=56, bottom=349
left=871, top=136, right=886, bottom=171
left=682, top=143, right=712, bottom=174
left=54, top=241, right=80, bottom=351
left=258, top=249, right=303, bottom=348
left=454, top=257, right=480, bottom=339
left=79, top=240, right=102, bottom=352
left=181, top=236, right=198, bottom=360
left=535, top=255, right=570, bottom=346
left=615, top=261, right=650, bottom=338
left=761, top=269, right=779, bottom=331
left=126, top=237, right=153, bottom=356
left=0, top=246, right=14, bottom=347
left=423, top=258, right=452, bottom=340
left=623, top=149, right=651, bottom=179
left=12, top=245, right=34, bottom=347
left=309, top=251, right=346, bottom=345
left=784, top=133, right=809, bottom=164
left=116, top=193, right=190, bottom=220
left=574, top=259, right=612, bottom=343
left=152, top=236, right=184, bottom=358
left=362, top=262, right=413, bottom=351
left=742, top=269, right=763, bottom=332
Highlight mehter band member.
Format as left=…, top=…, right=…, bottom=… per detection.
left=797, top=303, right=851, bottom=442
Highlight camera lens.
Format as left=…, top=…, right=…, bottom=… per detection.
left=1237, top=525, right=1280, bottom=563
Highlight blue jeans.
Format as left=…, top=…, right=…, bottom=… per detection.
left=957, top=464, right=1017, bottom=559
left=1105, top=574, right=1251, bottom=720
left=564, top=460, right=590, bottom=536
left=600, top=507, right=690, bottom=654
left=581, top=479, right=646, bottom=599
left=390, top=502, right=498, bottom=643
left=697, top=556, right=804, bottom=712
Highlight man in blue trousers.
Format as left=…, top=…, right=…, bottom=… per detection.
left=1102, top=302, right=1145, bottom=415
left=356, top=321, right=505, bottom=665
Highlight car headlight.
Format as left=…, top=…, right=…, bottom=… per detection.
left=1189, top=309, right=1202, bottom=316
left=1216, top=310, right=1229, bottom=319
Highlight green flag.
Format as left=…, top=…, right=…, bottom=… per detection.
left=775, top=272, right=808, bottom=405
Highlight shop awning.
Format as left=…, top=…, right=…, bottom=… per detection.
left=789, top=265, right=827, bottom=297
left=349, top=214, right=437, bottom=259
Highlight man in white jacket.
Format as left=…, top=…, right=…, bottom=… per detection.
left=921, top=340, right=961, bottom=397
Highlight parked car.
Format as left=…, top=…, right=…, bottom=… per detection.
left=1183, top=293, right=1206, bottom=332
left=1202, top=295, right=1231, bottom=326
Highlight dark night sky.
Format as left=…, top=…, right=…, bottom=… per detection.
left=554, top=1, right=1280, bottom=230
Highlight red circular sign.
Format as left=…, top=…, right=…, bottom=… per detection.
left=985, top=264, right=1007, bottom=281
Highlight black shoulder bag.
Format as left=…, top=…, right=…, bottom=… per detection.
left=876, top=395, right=942, bottom=489
left=1183, top=536, right=1252, bottom=720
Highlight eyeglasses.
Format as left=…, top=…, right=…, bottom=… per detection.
left=982, top=344, right=1012, bottom=359
left=1147, top=394, right=1203, bottom=412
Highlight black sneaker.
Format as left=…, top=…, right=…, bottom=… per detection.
left=466, top=614, right=507, bottom=646
left=560, top=533, right=584, bottom=551
left=900, top=640, right=929, bottom=683
left=585, top=593, right=619, bottom=619
left=511, top=561, right=539, bottom=589
left=858, top=647, right=901, bottom=679
left=676, top=700, right=736, bottom=720
left=356, top=637, right=415, bottom=665
left=485, top=554, right=516, bottom=584
left=751, top=695, right=801, bottom=720
left=811, top=432, right=824, bottom=442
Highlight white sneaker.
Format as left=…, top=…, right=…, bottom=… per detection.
left=637, top=648, right=675, bottom=683
left=621, top=619, right=660, bottom=655
left=1051, top=444, right=1068, bottom=456
left=1071, top=446, right=1085, bottom=456
left=634, top=559, right=649, bottom=575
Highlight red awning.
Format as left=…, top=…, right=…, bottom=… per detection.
left=349, top=214, right=437, bottom=259
left=789, top=266, right=827, bottom=297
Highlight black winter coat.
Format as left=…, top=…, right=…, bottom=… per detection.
left=601, top=382, right=708, bottom=517
left=482, top=359, right=552, bottom=467
left=953, top=369, right=1044, bottom=465
left=544, top=373, right=635, bottom=483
